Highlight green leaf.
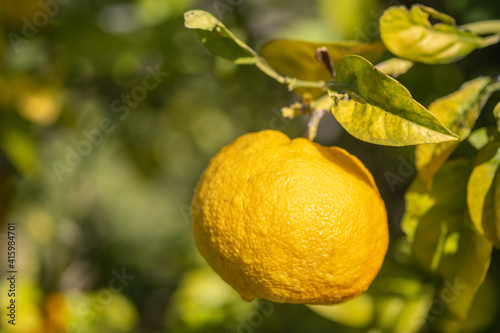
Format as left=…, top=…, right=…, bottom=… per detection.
left=307, top=294, right=374, bottom=328
left=184, top=10, right=260, bottom=64
left=461, top=20, right=500, bottom=37
left=0, top=127, right=39, bottom=176
left=328, top=55, right=457, bottom=146
left=415, top=77, right=500, bottom=189
left=184, top=11, right=327, bottom=91
left=375, top=58, right=414, bottom=78
left=259, top=40, right=385, bottom=97
left=438, top=214, right=492, bottom=320
left=467, top=133, right=500, bottom=248
left=468, top=127, right=494, bottom=151
left=184, top=10, right=290, bottom=85
left=380, top=5, right=500, bottom=64
left=402, top=159, right=492, bottom=320
left=403, top=160, right=471, bottom=272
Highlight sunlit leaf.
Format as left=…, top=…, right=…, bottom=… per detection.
left=375, top=58, right=414, bottom=78
left=64, top=290, right=139, bottom=332
left=307, top=294, right=374, bottom=328
left=416, top=77, right=500, bottom=189
left=468, top=127, right=495, bottom=151
left=372, top=258, right=435, bottom=332
left=0, top=127, right=38, bottom=176
left=402, top=159, right=492, bottom=320
left=467, top=133, right=500, bottom=248
left=380, top=5, right=500, bottom=64
left=0, top=279, right=44, bottom=332
left=494, top=102, right=500, bottom=130
left=328, top=55, right=457, bottom=146
left=401, top=187, right=435, bottom=244
left=495, top=102, right=500, bottom=118
left=260, top=40, right=385, bottom=97
left=167, top=266, right=254, bottom=330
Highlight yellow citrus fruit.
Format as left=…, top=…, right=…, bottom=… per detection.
left=191, top=130, right=388, bottom=304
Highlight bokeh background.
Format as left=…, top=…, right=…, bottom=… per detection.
left=0, top=0, right=500, bottom=332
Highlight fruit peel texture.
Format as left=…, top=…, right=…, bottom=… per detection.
left=192, top=130, right=389, bottom=304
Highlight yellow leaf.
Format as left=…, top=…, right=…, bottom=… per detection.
left=416, top=77, right=500, bottom=189
left=329, top=55, right=457, bottom=146
left=380, top=5, right=500, bottom=64
left=260, top=40, right=385, bottom=97
left=467, top=134, right=500, bottom=248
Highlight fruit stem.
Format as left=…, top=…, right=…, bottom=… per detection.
left=255, top=61, right=326, bottom=91
left=304, top=109, right=326, bottom=141
left=285, top=78, right=326, bottom=91
left=303, top=94, right=334, bottom=141
left=281, top=94, right=334, bottom=141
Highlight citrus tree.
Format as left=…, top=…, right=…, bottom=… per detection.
left=185, top=4, right=500, bottom=332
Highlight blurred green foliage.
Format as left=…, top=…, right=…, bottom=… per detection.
left=0, top=0, right=500, bottom=332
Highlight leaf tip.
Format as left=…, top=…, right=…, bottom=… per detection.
left=183, top=10, right=197, bottom=28
left=183, top=10, right=217, bottom=30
